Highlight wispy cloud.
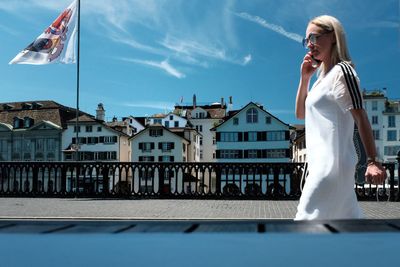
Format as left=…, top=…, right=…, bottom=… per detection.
left=242, top=54, right=252, bottom=65
left=119, top=57, right=185, bottom=79
left=0, top=24, right=19, bottom=36
left=233, top=12, right=303, bottom=43
left=122, top=101, right=175, bottom=111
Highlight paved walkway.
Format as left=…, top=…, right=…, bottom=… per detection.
left=0, top=198, right=399, bottom=220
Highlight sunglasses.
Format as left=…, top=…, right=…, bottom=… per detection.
left=302, top=31, right=333, bottom=48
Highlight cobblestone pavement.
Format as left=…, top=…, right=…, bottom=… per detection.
left=0, top=198, right=399, bottom=220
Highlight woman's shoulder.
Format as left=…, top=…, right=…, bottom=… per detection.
left=334, top=61, right=358, bottom=78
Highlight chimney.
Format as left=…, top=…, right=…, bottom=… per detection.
left=221, top=97, right=224, bottom=108
left=228, top=96, right=233, bottom=111
left=96, top=103, right=105, bottom=121
left=193, top=94, right=197, bottom=109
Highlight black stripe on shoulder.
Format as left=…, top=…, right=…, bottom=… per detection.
left=338, top=62, right=363, bottom=109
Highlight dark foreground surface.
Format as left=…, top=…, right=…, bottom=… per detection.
left=1, top=219, right=399, bottom=267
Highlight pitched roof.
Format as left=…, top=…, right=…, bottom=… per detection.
left=212, top=102, right=290, bottom=130
left=174, top=103, right=226, bottom=119
left=0, top=100, right=87, bottom=129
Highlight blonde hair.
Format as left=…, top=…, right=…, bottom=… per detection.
left=309, top=15, right=353, bottom=74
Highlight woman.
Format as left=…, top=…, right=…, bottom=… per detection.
left=295, top=15, right=386, bottom=220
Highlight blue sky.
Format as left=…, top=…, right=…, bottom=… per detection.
left=1, top=0, right=399, bottom=124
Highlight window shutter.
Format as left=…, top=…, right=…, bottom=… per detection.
left=151, top=142, right=155, bottom=149
left=158, top=156, right=163, bottom=162
left=139, top=156, right=143, bottom=162
left=238, top=132, right=243, bottom=142
left=158, top=142, right=162, bottom=149
left=257, top=132, right=262, bottom=141
left=216, top=132, right=221, bottom=142
left=257, top=150, right=262, bottom=158
left=170, top=156, right=174, bottom=162
left=238, top=150, right=243, bottom=159
left=139, top=143, right=143, bottom=149
left=99, top=136, right=104, bottom=143
left=262, top=150, right=267, bottom=158
left=244, top=132, right=248, bottom=141
left=285, top=130, right=290, bottom=140
left=262, top=132, right=267, bottom=141
left=285, top=149, right=291, bottom=158
left=170, top=142, right=175, bottom=149
left=243, top=150, right=248, bottom=158
left=113, top=136, right=118, bottom=143
left=216, top=150, right=221, bottom=159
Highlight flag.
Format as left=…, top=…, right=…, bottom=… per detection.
left=9, top=0, right=78, bottom=65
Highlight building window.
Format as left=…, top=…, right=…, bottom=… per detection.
left=372, top=130, right=380, bottom=140
left=248, top=132, right=257, bottom=142
left=219, top=150, right=241, bottom=159
left=149, top=129, right=163, bottom=137
left=104, top=136, right=117, bottom=144
left=371, top=116, right=378, bottom=125
left=139, top=142, right=154, bottom=152
left=169, top=115, right=173, bottom=120
left=220, top=132, right=239, bottom=142
left=23, top=117, right=33, bottom=128
left=13, top=117, right=22, bottom=129
left=153, top=119, right=162, bottom=124
left=247, top=149, right=258, bottom=158
left=267, top=131, right=286, bottom=141
left=199, top=137, right=203, bottom=146
left=73, top=126, right=81, bottom=133
left=246, top=108, right=258, bottom=123
left=174, top=121, right=179, bottom=127
left=267, top=149, right=287, bottom=158
left=95, top=151, right=117, bottom=160
left=388, top=116, right=396, bottom=128
left=139, top=156, right=154, bottom=162
left=86, top=126, right=93, bottom=132
left=233, top=118, right=239, bottom=125
left=164, top=121, right=170, bottom=128
left=384, top=146, right=400, bottom=156
left=22, top=139, right=31, bottom=152
left=159, top=142, right=174, bottom=152
left=159, top=155, right=174, bottom=162
left=97, top=126, right=102, bottom=132
left=372, top=101, right=378, bottom=111
left=266, top=116, right=271, bottom=124
left=387, top=130, right=397, bottom=141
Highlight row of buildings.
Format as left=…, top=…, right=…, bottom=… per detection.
left=0, top=96, right=292, bottom=164
left=1, top=89, right=399, bottom=165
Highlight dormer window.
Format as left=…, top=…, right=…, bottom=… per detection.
left=3, top=104, right=14, bottom=110
left=22, top=103, right=32, bottom=110
left=23, top=117, right=34, bottom=128
left=13, top=117, right=23, bottom=128
left=32, top=102, right=43, bottom=109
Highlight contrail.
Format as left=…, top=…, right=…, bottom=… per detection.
left=234, top=12, right=303, bottom=43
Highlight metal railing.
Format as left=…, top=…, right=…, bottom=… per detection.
left=0, top=161, right=398, bottom=200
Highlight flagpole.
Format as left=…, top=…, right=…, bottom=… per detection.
left=75, top=0, right=81, bottom=161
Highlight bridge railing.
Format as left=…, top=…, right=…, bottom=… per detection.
left=0, top=161, right=398, bottom=200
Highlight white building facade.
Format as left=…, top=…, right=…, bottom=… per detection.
left=62, top=115, right=131, bottom=162
left=363, top=89, right=400, bottom=163
left=214, top=102, right=291, bottom=163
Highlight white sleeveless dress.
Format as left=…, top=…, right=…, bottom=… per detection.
left=295, top=62, right=364, bottom=220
